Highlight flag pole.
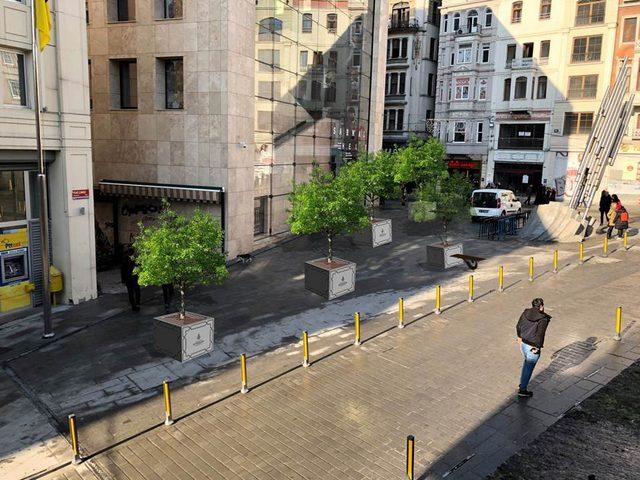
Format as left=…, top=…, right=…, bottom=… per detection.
left=30, top=1, right=53, bottom=338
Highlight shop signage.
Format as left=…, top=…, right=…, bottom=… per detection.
left=72, top=189, right=90, bottom=200
left=448, top=160, right=480, bottom=170
left=0, top=229, right=28, bottom=251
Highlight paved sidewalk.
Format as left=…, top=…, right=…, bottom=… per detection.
left=43, top=240, right=640, bottom=479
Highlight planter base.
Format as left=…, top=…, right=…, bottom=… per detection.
left=371, top=218, right=392, bottom=247
left=305, top=257, right=356, bottom=300
left=426, top=243, right=464, bottom=270
left=153, top=312, right=214, bottom=362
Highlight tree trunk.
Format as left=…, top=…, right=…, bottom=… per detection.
left=179, top=283, right=186, bottom=320
left=327, top=234, right=333, bottom=263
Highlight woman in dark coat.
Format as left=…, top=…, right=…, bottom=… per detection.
left=599, top=190, right=612, bottom=225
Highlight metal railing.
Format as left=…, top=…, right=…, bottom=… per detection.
left=497, top=137, right=544, bottom=150
left=478, top=212, right=530, bottom=240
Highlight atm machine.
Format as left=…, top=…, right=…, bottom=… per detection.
left=0, top=228, right=32, bottom=312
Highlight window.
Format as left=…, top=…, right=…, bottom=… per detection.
left=568, top=75, right=598, bottom=99
left=299, top=51, right=308, bottom=72
left=572, top=35, right=602, bottom=63
left=564, top=112, right=594, bottom=135
left=352, top=19, right=363, bottom=36
left=454, top=78, right=470, bottom=100
left=111, top=59, right=137, bottom=109
left=427, top=73, right=434, bottom=96
left=540, top=40, right=550, bottom=60
left=514, top=76, right=527, bottom=99
left=476, top=122, right=484, bottom=142
left=429, top=38, right=436, bottom=60
left=326, top=13, right=337, bottom=33
left=623, top=18, right=637, bottom=43
left=478, top=78, right=488, bottom=100
left=391, top=2, right=410, bottom=28
left=539, top=0, right=551, bottom=20
left=0, top=171, right=26, bottom=223
left=352, top=51, right=361, bottom=67
left=311, top=80, right=321, bottom=101
left=453, top=13, right=460, bottom=32
left=258, top=49, right=279, bottom=70
left=328, top=51, right=337, bottom=71
left=258, top=17, right=282, bottom=41
left=302, top=13, right=312, bottom=33
left=454, top=121, right=466, bottom=142
left=450, top=52, right=455, bottom=66
left=112, top=0, right=135, bottom=21
left=325, top=82, right=336, bottom=103
left=576, top=0, right=605, bottom=26
left=386, top=72, right=406, bottom=95
left=161, top=0, right=182, bottom=19
left=443, top=14, right=448, bottom=32
left=485, top=8, right=493, bottom=27
left=503, top=78, right=512, bottom=101
left=254, top=197, right=267, bottom=236
left=498, top=124, right=545, bottom=150
left=0, top=50, right=26, bottom=106
left=164, top=58, right=183, bottom=109
left=384, top=108, right=404, bottom=131
left=523, top=43, right=534, bottom=58
left=387, top=38, right=408, bottom=59
left=512, top=2, right=522, bottom=24
left=537, top=76, right=547, bottom=99
left=457, top=43, right=472, bottom=64
left=467, top=10, right=478, bottom=32
left=481, top=43, right=490, bottom=63
left=506, top=44, right=516, bottom=67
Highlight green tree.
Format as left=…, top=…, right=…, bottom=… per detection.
left=288, top=167, right=369, bottom=262
left=393, top=137, right=448, bottom=201
left=414, top=173, right=474, bottom=245
left=342, top=150, right=397, bottom=220
left=133, top=205, right=228, bottom=320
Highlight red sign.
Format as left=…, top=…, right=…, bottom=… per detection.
left=448, top=160, right=480, bottom=170
left=72, top=189, right=90, bottom=200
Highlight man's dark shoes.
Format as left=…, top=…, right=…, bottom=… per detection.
left=518, top=389, right=533, bottom=398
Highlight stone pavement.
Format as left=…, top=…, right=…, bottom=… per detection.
left=40, top=234, right=640, bottom=479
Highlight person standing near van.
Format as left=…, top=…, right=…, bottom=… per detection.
left=516, top=298, right=552, bottom=397
left=599, top=190, right=612, bottom=225
left=607, top=194, right=621, bottom=239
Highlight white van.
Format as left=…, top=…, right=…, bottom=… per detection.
left=470, top=189, right=522, bottom=221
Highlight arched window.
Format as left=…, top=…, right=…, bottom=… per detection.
left=512, top=2, right=523, bottom=24
left=258, top=17, right=283, bottom=41
left=485, top=8, right=493, bottom=27
left=391, top=2, right=410, bottom=28
left=453, top=12, right=461, bottom=31
left=443, top=14, right=448, bottom=32
left=515, top=76, right=527, bottom=99
left=467, top=10, right=478, bottom=31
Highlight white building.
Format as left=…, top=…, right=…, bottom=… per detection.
left=383, top=0, right=441, bottom=149
left=0, top=0, right=96, bottom=314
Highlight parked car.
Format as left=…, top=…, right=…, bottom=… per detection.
left=470, top=189, right=522, bottom=221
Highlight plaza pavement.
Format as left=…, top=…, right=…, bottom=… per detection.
left=35, top=231, right=640, bottom=478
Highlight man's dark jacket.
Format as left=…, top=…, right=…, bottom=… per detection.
left=516, top=308, right=552, bottom=349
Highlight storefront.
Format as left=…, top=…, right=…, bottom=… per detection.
left=447, top=158, right=482, bottom=187
left=493, top=162, right=543, bottom=196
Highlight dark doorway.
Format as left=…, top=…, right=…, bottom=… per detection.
left=493, top=162, right=543, bottom=195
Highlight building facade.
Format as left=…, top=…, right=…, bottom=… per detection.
left=382, top=0, right=440, bottom=150
left=87, top=0, right=386, bottom=261
left=436, top=0, right=620, bottom=199
left=0, top=0, right=96, bottom=313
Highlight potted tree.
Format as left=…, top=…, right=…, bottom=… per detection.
left=414, top=173, right=474, bottom=270
left=288, top=167, right=369, bottom=299
left=133, top=205, right=228, bottom=362
left=343, top=150, right=397, bottom=247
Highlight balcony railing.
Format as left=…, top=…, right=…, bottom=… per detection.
left=453, top=24, right=482, bottom=36
left=388, top=18, right=420, bottom=30
left=508, top=58, right=536, bottom=69
left=497, top=137, right=544, bottom=150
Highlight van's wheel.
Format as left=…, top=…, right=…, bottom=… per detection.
left=501, top=210, right=507, bottom=216
left=518, top=208, right=522, bottom=213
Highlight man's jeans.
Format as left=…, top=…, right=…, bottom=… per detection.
left=519, top=342, right=540, bottom=391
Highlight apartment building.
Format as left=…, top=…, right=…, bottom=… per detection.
left=382, top=0, right=440, bottom=150
left=87, top=0, right=386, bottom=261
left=0, top=0, right=96, bottom=313
left=436, top=0, right=618, bottom=198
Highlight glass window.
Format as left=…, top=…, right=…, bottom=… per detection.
left=457, top=44, right=472, bottom=64
left=453, top=13, right=460, bottom=31
left=564, top=112, right=594, bottom=135
left=539, top=0, right=551, bottom=20
left=326, top=13, right=337, bottom=33
left=454, top=122, right=466, bottom=142
left=568, top=75, right=598, bottom=99
left=443, top=14, right=448, bottom=32
left=454, top=78, right=470, bottom=100
left=116, top=0, right=135, bottom=21
left=117, top=60, right=137, bottom=109
left=512, top=2, right=522, bottom=23
left=514, top=76, right=527, bottom=99
left=164, top=58, right=183, bottom=109
left=302, top=13, right=312, bottom=33
left=476, top=122, right=484, bottom=142
left=623, top=18, right=637, bottom=43
left=467, top=10, right=478, bottom=31
left=299, top=50, right=308, bottom=72
left=571, top=35, right=602, bottom=63
left=576, top=0, right=605, bottom=26
left=478, top=78, right=488, bottom=100
left=540, top=40, right=550, bottom=59
left=537, top=76, right=548, bottom=99
left=523, top=43, right=534, bottom=58
left=485, top=8, right=493, bottom=27
left=352, top=51, right=361, bottom=67
left=163, top=0, right=182, bottom=19
left=481, top=43, right=490, bottom=63
left=0, top=172, right=26, bottom=223
left=1, top=50, right=26, bottom=106
left=391, top=2, right=410, bottom=28
left=506, top=44, right=516, bottom=66
left=258, top=17, right=283, bottom=42
left=503, top=78, right=512, bottom=101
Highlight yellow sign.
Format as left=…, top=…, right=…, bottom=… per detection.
left=0, top=228, right=28, bottom=252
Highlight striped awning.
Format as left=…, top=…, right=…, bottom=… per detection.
left=98, top=180, right=223, bottom=204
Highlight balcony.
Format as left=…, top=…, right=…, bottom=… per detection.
left=508, top=58, right=538, bottom=70
left=497, top=137, right=544, bottom=151
left=453, top=25, right=482, bottom=37
left=388, top=18, right=420, bottom=32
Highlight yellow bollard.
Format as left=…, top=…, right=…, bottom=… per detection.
left=406, top=435, right=415, bottom=480
left=553, top=250, right=558, bottom=274
left=68, top=414, right=82, bottom=464
left=240, top=353, right=249, bottom=393
left=614, top=307, right=622, bottom=341
left=624, top=231, right=629, bottom=250
left=162, top=380, right=174, bottom=425
left=579, top=242, right=585, bottom=265
left=468, top=275, right=474, bottom=303
left=354, top=312, right=361, bottom=346
left=434, top=285, right=442, bottom=315
left=302, top=331, right=310, bottom=367
left=498, top=266, right=504, bottom=293
left=398, top=297, right=405, bottom=329
left=528, top=257, right=534, bottom=282
left=604, top=236, right=609, bottom=257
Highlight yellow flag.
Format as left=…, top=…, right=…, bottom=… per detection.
left=35, top=0, right=52, bottom=51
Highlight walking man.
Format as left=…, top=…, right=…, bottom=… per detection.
left=516, top=298, right=552, bottom=397
left=599, top=189, right=611, bottom=226
left=121, top=245, right=141, bottom=312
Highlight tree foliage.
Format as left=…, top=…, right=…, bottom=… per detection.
left=393, top=137, right=448, bottom=190
left=133, top=205, right=228, bottom=319
left=288, top=167, right=370, bottom=262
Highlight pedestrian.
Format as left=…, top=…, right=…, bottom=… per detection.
left=607, top=194, right=621, bottom=239
left=120, top=245, right=141, bottom=312
left=162, top=283, right=175, bottom=314
left=516, top=298, right=552, bottom=397
left=524, top=184, right=533, bottom=206
left=614, top=202, right=629, bottom=238
left=598, top=189, right=611, bottom=225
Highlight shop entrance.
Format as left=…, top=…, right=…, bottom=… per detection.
left=493, top=162, right=543, bottom=196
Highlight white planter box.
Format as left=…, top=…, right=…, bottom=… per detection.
left=426, top=243, right=464, bottom=270
left=153, top=312, right=214, bottom=362
left=304, top=257, right=356, bottom=300
left=371, top=218, right=392, bottom=248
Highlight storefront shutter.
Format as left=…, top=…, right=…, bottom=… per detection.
left=28, top=219, right=52, bottom=307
